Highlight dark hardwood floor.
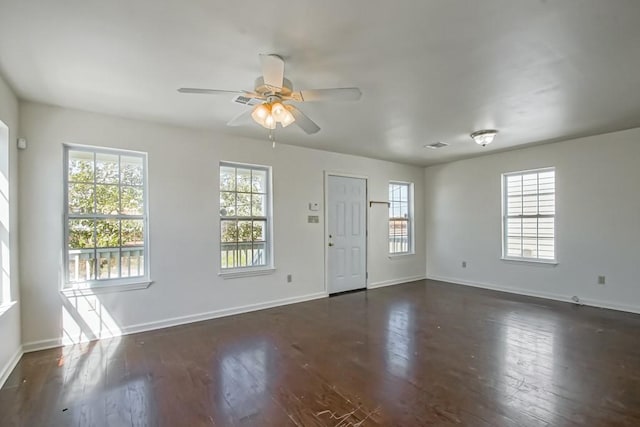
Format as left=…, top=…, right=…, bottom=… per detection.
left=2, top=280, right=640, bottom=426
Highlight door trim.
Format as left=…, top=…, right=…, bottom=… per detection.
left=323, top=171, right=369, bottom=295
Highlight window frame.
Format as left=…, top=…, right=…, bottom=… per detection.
left=0, top=119, right=12, bottom=310
left=218, top=161, right=274, bottom=277
left=388, top=181, right=415, bottom=256
left=501, top=167, right=557, bottom=264
left=62, top=144, right=151, bottom=292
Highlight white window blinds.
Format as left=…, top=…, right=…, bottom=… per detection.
left=503, top=168, right=555, bottom=261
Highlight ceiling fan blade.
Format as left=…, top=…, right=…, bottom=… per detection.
left=259, top=54, right=284, bottom=90
left=178, top=88, right=244, bottom=95
left=286, top=105, right=320, bottom=134
left=227, top=109, right=253, bottom=127
left=288, top=88, right=362, bottom=102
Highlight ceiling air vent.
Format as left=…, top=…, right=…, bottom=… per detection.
left=424, top=142, right=449, bottom=149
left=232, top=95, right=263, bottom=106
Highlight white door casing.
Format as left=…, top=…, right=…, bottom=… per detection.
left=326, top=175, right=367, bottom=294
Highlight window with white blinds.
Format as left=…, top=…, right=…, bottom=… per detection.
left=502, top=168, right=555, bottom=262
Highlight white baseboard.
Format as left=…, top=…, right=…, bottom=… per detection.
left=368, top=275, right=426, bottom=290
left=120, top=291, right=328, bottom=336
left=427, top=275, right=640, bottom=315
left=23, top=291, right=328, bottom=353
left=0, top=346, right=23, bottom=389
left=572, top=297, right=640, bottom=315
left=22, top=338, right=64, bottom=353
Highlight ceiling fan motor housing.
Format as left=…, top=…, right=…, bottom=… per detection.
left=254, top=76, right=293, bottom=97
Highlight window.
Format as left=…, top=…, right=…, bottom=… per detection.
left=0, top=120, right=10, bottom=307
left=389, top=182, right=413, bottom=254
left=64, top=146, right=148, bottom=286
left=502, top=168, right=555, bottom=262
left=219, top=162, right=272, bottom=271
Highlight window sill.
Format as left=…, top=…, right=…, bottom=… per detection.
left=0, top=301, right=18, bottom=318
left=61, top=279, right=153, bottom=296
left=501, top=257, right=558, bottom=266
left=219, top=268, right=276, bottom=279
left=388, top=252, right=415, bottom=259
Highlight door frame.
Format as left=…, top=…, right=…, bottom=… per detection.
left=323, top=171, right=369, bottom=295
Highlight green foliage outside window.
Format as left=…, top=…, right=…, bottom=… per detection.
left=219, top=166, right=266, bottom=244
left=219, top=164, right=269, bottom=268
left=67, top=152, right=145, bottom=249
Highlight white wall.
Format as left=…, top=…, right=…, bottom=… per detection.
left=425, top=128, right=640, bottom=313
left=18, top=101, right=425, bottom=349
left=0, top=72, right=21, bottom=387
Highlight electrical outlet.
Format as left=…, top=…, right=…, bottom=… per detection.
left=598, top=275, right=606, bottom=285
left=462, top=261, right=467, bottom=268
left=287, top=274, right=292, bottom=283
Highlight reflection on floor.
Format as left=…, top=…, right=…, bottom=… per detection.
left=2, top=279, right=640, bottom=426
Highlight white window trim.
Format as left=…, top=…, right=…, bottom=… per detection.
left=62, top=144, right=151, bottom=292
left=219, top=161, right=274, bottom=274
left=500, top=257, right=558, bottom=266
left=60, top=279, right=152, bottom=296
left=218, top=267, right=276, bottom=279
left=0, top=301, right=18, bottom=318
left=388, top=181, right=415, bottom=255
left=388, top=253, right=415, bottom=259
left=501, top=167, right=557, bottom=263
left=0, top=120, right=10, bottom=309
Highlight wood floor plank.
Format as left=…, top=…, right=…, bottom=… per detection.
left=2, top=280, right=640, bottom=426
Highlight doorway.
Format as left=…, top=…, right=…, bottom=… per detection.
left=326, top=174, right=367, bottom=294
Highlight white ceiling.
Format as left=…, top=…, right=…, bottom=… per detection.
left=1, top=0, right=639, bottom=166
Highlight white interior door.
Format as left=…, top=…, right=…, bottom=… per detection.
left=327, top=175, right=367, bottom=294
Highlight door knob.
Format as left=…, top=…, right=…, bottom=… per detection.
left=328, top=242, right=334, bottom=247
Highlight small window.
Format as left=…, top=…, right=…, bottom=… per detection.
left=503, top=168, right=556, bottom=262
left=220, top=162, right=272, bottom=270
left=389, top=182, right=414, bottom=254
left=64, top=146, right=149, bottom=286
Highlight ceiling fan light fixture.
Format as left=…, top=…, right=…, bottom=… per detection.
left=470, top=129, right=498, bottom=147
left=279, top=107, right=295, bottom=127
left=270, top=102, right=286, bottom=120
left=251, top=103, right=271, bottom=126
left=252, top=101, right=296, bottom=129
left=263, top=113, right=276, bottom=129
left=270, top=101, right=296, bottom=127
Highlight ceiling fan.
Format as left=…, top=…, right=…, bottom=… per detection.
left=178, top=54, right=362, bottom=135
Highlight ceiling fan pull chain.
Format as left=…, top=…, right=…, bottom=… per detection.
left=269, top=129, right=276, bottom=148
